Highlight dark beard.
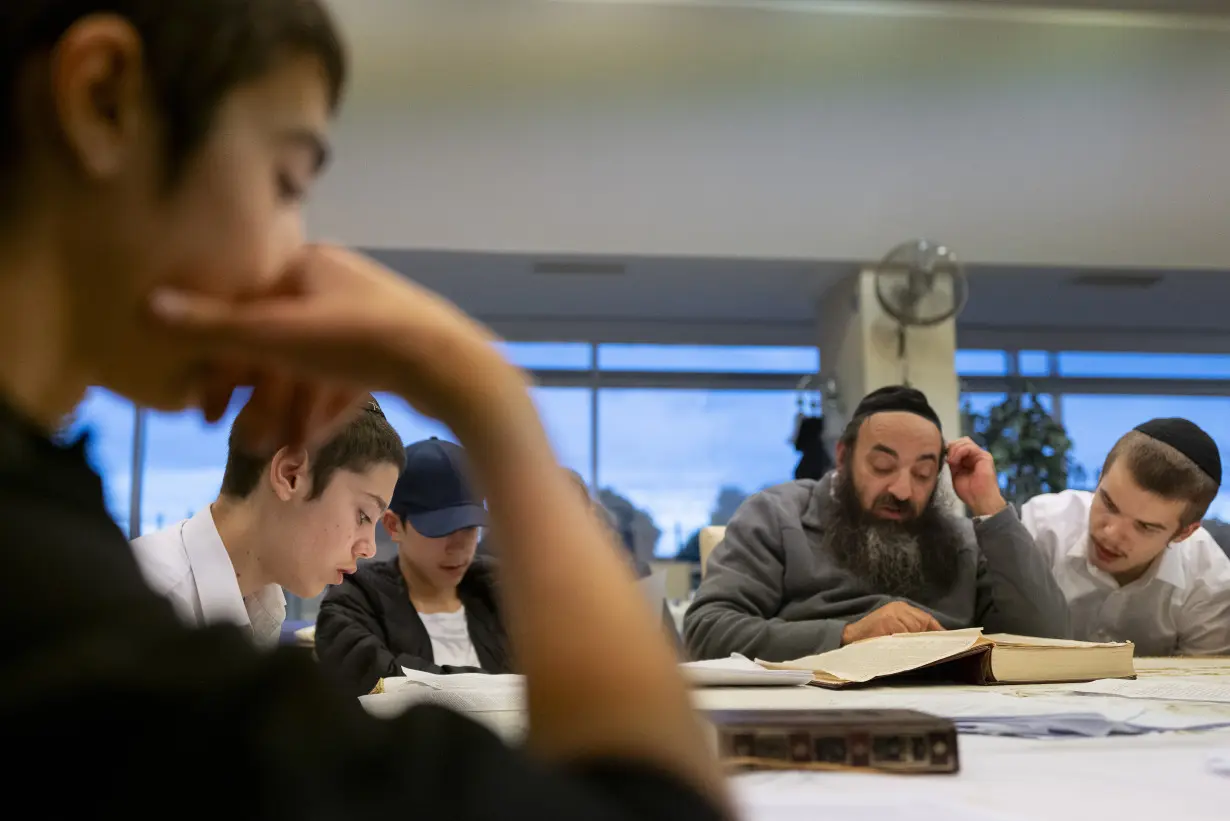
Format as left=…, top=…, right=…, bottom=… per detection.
left=822, top=469, right=964, bottom=599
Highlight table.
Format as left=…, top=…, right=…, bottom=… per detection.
left=362, top=658, right=1230, bottom=820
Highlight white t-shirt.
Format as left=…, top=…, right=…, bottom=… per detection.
left=420, top=607, right=482, bottom=668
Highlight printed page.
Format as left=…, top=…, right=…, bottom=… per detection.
left=761, top=629, right=986, bottom=684
left=1067, top=677, right=1230, bottom=704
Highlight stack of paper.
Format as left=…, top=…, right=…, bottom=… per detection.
left=1065, top=677, right=1230, bottom=704
left=682, top=655, right=814, bottom=687
left=360, top=670, right=526, bottom=716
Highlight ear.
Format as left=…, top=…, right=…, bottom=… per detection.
left=267, top=447, right=310, bottom=502
left=1173, top=521, right=1201, bottom=544
left=835, top=440, right=848, bottom=469
left=51, top=15, right=147, bottom=181
left=381, top=510, right=404, bottom=537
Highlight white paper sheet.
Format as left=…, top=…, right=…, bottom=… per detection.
left=396, top=669, right=525, bottom=691
left=1067, top=677, right=1230, bottom=704
left=682, top=655, right=814, bottom=687
left=1207, top=749, right=1230, bottom=778
left=736, top=772, right=1024, bottom=821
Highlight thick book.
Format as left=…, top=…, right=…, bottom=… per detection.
left=759, top=628, right=1135, bottom=688
left=709, top=708, right=959, bottom=774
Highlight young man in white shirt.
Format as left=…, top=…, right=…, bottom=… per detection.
left=315, top=438, right=509, bottom=695
left=130, top=397, right=405, bottom=645
left=1022, top=418, right=1230, bottom=656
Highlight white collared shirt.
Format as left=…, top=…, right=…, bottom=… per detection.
left=129, top=506, right=285, bottom=647
left=1021, top=490, right=1230, bottom=656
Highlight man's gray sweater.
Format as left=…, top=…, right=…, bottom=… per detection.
left=683, top=475, right=1071, bottom=662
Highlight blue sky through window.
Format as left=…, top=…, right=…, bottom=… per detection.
left=67, top=389, right=135, bottom=535
left=1062, top=394, right=1230, bottom=520
left=598, top=344, right=819, bottom=373
left=1058, top=352, right=1230, bottom=380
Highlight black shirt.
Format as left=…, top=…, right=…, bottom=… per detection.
left=0, top=402, right=725, bottom=818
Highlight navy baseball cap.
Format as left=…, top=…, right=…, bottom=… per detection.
left=390, top=438, right=487, bottom=538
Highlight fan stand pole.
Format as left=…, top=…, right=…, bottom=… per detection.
left=897, top=324, right=910, bottom=387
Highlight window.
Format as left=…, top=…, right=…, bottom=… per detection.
left=961, top=392, right=1054, bottom=417
left=375, top=393, right=454, bottom=446
left=495, top=341, right=592, bottom=371
left=67, top=389, right=136, bottom=535
left=140, top=404, right=242, bottom=536
left=1057, top=352, right=1230, bottom=380
left=597, top=389, right=802, bottom=558
left=1061, top=395, right=1230, bottom=519
left=378, top=387, right=592, bottom=479
left=598, top=344, right=819, bottom=374
left=955, top=349, right=1009, bottom=376
left=1018, top=350, right=1051, bottom=377
left=530, top=388, right=593, bottom=479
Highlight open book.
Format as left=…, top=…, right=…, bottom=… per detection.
left=759, top=628, right=1135, bottom=688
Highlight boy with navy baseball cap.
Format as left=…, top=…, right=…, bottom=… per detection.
left=315, top=438, right=511, bottom=695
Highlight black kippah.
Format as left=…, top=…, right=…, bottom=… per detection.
left=853, top=385, right=942, bottom=431
left=1134, top=417, right=1222, bottom=485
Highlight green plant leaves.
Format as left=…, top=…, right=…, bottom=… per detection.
left=960, top=380, right=1084, bottom=506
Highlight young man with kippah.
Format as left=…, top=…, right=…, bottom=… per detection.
left=131, top=397, right=404, bottom=646
left=1022, top=418, right=1230, bottom=656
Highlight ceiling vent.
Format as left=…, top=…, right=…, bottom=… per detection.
left=532, top=260, right=627, bottom=276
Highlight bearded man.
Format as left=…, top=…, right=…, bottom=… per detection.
left=683, top=385, right=1070, bottom=662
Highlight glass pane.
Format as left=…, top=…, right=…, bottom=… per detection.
left=955, top=349, right=1008, bottom=376
left=598, top=344, right=819, bottom=374
left=1061, top=395, right=1230, bottom=518
left=495, top=341, right=591, bottom=371
left=1057, top=352, right=1230, bottom=380
left=141, top=404, right=242, bottom=535
left=66, top=388, right=136, bottom=535
left=961, top=392, right=1054, bottom=415
left=1018, top=350, right=1051, bottom=377
left=376, top=388, right=592, bottom=478
left=375, top=393, right=455, bottom=446
left=597, top=389, right=804, bottom=559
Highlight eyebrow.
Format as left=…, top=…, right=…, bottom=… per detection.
left=364, top=492, right=389, bottom=511
left=280, top=127, right=331, bottom=174
left=1100, top=489, right=1165, bottom=530
left=869, top=443, right=939, bottom=464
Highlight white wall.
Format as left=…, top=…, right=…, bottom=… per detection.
left=308, top=1, right=1230, bottom=268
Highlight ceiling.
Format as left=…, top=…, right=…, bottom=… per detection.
left=371, top=249, right=1230, bottom=351
left=309, top=1, right=1230, bottom=268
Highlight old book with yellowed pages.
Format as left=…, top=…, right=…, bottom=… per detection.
left=759, top=628, right=1135, bottom=689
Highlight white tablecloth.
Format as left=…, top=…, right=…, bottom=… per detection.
left=363, top=657, right=1230, bottom=819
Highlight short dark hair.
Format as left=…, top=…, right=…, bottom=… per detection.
left=220, top=397, right=406, bottom=501
left=1102, top=430, right=1218, bottom=528
left=1, top=1, right=346, bottom=198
